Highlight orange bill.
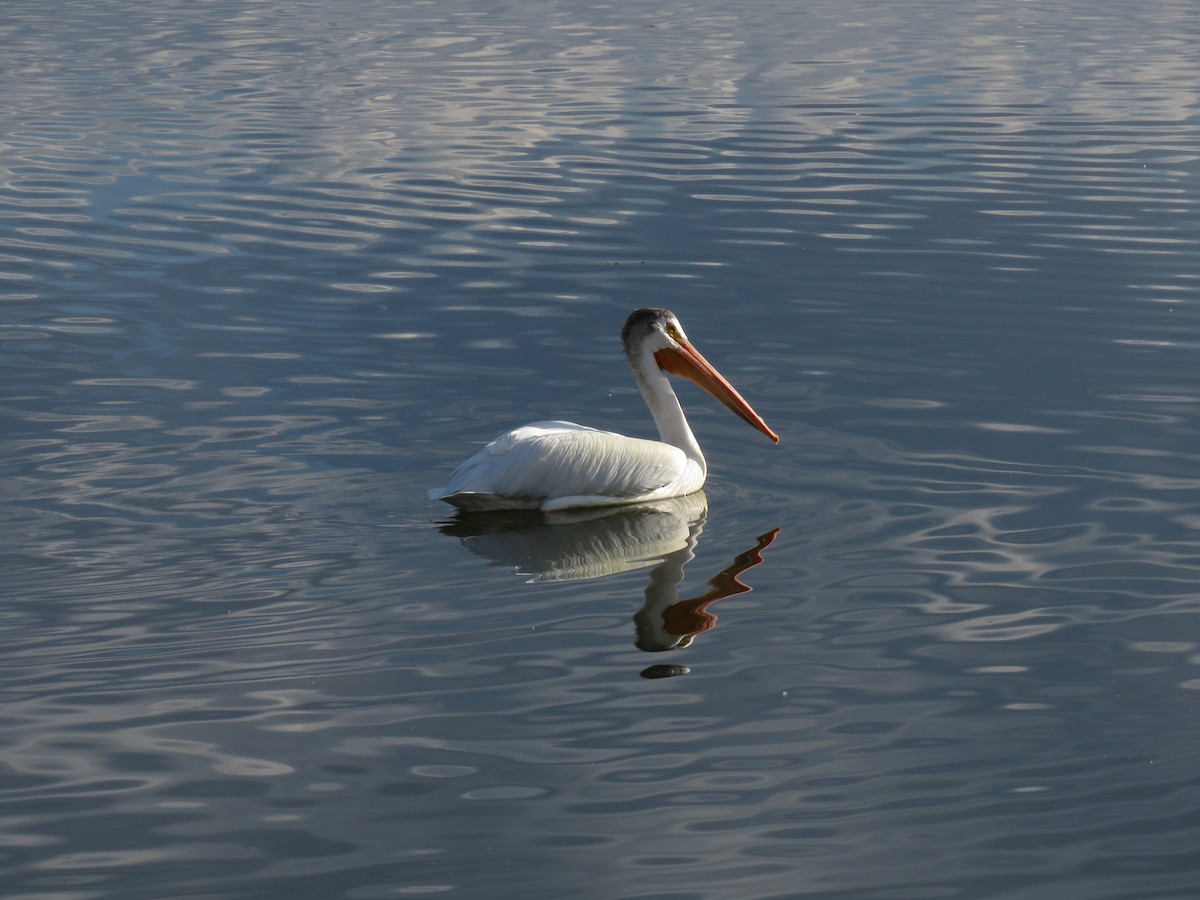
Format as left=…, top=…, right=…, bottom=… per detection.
left=655, top=341, right=780, bottom=443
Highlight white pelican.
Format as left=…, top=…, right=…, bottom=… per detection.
left=428, top=307, right=779, bottom=511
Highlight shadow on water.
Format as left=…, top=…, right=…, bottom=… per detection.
left=435, top=491, right=780, bottom=677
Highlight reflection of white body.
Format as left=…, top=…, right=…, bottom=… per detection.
left=428, top=308, right=779, bottom=511
left=445, top=492, right=709, bottom=583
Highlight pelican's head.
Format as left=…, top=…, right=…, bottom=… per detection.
left=621, top=307, right=780, bottom=444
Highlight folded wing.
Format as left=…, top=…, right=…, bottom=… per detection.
left=427, top=421, right=691, bottom=510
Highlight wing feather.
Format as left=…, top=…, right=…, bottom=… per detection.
left=429, top=421, right=688, bottom=509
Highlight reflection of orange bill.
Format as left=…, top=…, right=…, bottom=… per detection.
left=663, top=527, right=782, bottom=638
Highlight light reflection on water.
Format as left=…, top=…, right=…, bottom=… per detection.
left=3, top=0, right=1200, bottom=897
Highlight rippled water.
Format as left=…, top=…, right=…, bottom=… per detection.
left=3, top=0, right=1200, bottom=897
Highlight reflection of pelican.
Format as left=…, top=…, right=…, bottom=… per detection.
left=428, top=308, right=778, bottom=511
left=438, top=493, right=780, bottom=669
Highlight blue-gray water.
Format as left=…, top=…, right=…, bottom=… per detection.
left=3, top=1, right=1200, bottom=897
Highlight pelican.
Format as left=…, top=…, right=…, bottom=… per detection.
left=428, top=307, right=779, bottom=511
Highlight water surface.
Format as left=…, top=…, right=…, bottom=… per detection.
left=3, top=1, right=1200, bottom=897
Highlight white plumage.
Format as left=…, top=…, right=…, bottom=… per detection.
left=428, top=308, right=778, bottom=511
left=431, top=421, right=698, bottom=511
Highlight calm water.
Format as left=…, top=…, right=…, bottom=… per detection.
left=3, top=0, right=1200, bottom=897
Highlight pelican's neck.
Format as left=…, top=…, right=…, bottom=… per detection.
left=631, top=350, right=706, bottom=474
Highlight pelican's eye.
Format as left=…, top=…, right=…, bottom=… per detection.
left=664, top=322, right=681, bottom=341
